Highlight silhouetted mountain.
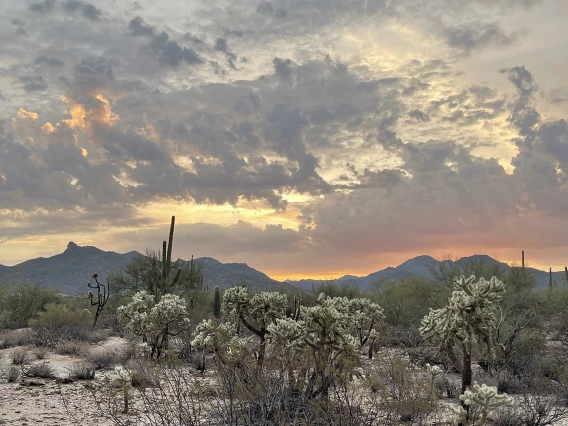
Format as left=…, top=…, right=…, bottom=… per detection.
left=0, top=242, right=291, bottom=295
left=186, top=257, right=287, bottom=292
left=1, top=244, right=565, bottom=295
left=0, top=242, right=140, bottom=295
left=287, top=254, right=567, bottom=291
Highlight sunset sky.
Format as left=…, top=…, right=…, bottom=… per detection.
left=1, top=0, right=568, bottom=280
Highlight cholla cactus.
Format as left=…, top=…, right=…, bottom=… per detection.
left=117, top=291, right=190, bottom=359
left=191, top=319, right=235, bottom=370
left=349, top=298, right=385, bottom=359
left=452, top=382, right=512, bottom=425
left=420, top=275, right=505, bottom=356
left=112, top=366, right=133, bottom=414
left=301, top=294, right=359, bottom=399
left=221, top=286, right=287, bottom=367
left=420, top=275, right=506, bottom=421
left=426, top=363, right=443, bottom=380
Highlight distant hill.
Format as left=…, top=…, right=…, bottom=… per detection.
left=1, top=243, right=566, bottom=295
left=286, top=254, right=567, bottom=291
left=0, top=242, right=291, bottom=295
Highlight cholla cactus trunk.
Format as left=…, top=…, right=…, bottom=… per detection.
left=461, top=342, right=472, bottom=420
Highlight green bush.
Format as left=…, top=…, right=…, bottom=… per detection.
left=0, top=283, right=59, bottom=328
left=29, top=303, right=92, bottom=347
left=373, top=276, right=439, bottom=328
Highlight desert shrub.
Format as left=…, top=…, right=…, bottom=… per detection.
left=11, top=349, right=30, bottom=365
left=33, top=346, right=49, bottom=359
left=29, top=303, right=92, bottom=347
left=87, top=348, right=123, bottom=370
left=0, top=329, right=35, bottom=349
left=518, top=391, right=568, bottom=426
left=5, top=365, right=19, bottom=382
left=125, top=359, right=156, bottom=389
left=373, top=276, right=439, bottom=328
left=493, top=406, right=523, bottom=426
left=365, top=356, right=440, bottom=424
left=67, top=362, right=96, bottom=380
left=495, top=370, right=526, bottom=394
left=434, top=374, right=461, bottom=399
left=169, top=328, right=194, bottom=362
left=56, top=341, right=87, bottom=356
left=26, top=361, right=55, bottom=379
left=534, top=355, right=565, bottom=382
left=408, top=344, right=454, bottom=371
left=385, top=325, right=423, bottom=348
left=0, top=283, right=59, bottom=329
left=314, top=280, right=361, bottom=299
left=101, top=360, right=203, bottom=425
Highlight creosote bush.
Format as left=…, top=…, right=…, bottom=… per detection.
left=26, top=361, right=55, bottom=379
left=67, top=362, right=96, bottom=380
left=29, top=303, right=93, bottom=347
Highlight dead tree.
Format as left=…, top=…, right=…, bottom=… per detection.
left=88, top=273, right=110, bottom=328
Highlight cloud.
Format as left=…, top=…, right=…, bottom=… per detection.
left=409, top=109, right=430, bottom=122
left=1, top=0, right=567, bottom=273
left=442, top=22, right=520, bottom=55
left=29, top=0, right=56, bottom=13
left=61, top=0, right=102, bottom=20
left=17, top=108, right=38, bottom=119
left=34, top=55, right=65, bottom=67
left=128, top=16, right=202, bottom=67
left=19, top=75, right=47, bottom=92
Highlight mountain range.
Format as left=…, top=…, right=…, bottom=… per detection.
left=0, top=242, right=566, bottom=295
left=0, top=242, right=284, bottom=295
left=288, top=254, right=567, bottom=291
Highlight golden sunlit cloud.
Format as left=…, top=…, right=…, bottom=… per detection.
left=42, top=122, right=55, bottom=134
left=61, top=94, right=120, bottom=136
left=17, top=108, right=38, bottom=120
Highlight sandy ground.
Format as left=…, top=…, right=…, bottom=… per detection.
left=0, top=337, right=129, bottom=426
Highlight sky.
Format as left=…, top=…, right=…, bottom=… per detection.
left=1, top=0, right=568, bottom=280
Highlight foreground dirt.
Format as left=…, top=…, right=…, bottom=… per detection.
left=0, top=337, right=128, bottom=426
left=0, top=379, right=115, bottom=425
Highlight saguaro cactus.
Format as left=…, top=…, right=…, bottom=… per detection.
left=213, top=286, right=221, bottom=318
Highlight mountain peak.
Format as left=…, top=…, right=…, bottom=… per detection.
left=66, top=241, right=79, bottom=251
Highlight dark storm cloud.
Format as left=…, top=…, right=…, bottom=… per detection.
left=19, top=75, right=47, bottom=92
left=128, top=16, right=202, bottom=67
left=29, top=0, right=56, bottom=13
left=61, top=0, right=102, bottom=20
left=442, top=22, right=519, bottom=55
left=409, top=109, right=430, bottom=122
left=501, top=65, right=540, bottom=135
left=128, top=16, right=155, bottom=37
left=214, top=38, right=238, bottom=69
